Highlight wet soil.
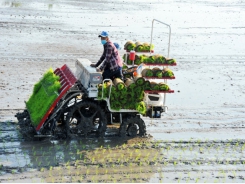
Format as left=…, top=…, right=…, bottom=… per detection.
left=1, top=0, right=245, bottom=182
left=0, top=121, right=245, bottom=183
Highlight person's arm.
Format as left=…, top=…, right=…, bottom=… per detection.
left=91, top=45, right=106, bottom=67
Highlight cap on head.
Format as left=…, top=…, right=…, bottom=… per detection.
left=98, top=31, right=109, bottom=37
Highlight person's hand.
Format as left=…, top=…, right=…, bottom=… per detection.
left=96, top=67, right=102, bottom=72
left=90, top=64, right=96, bottom=67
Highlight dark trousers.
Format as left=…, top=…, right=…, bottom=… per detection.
left=103, top=67, right=123, bottom=81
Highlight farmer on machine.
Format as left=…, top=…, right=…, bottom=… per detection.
left=90, top=31, right=123, bottom=80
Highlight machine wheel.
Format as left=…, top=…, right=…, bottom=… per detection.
left=15, top=110, right=36, bottom=141
left=65, top=101, right=107, bottom=138
left=119, top=116, right=146, bottom=137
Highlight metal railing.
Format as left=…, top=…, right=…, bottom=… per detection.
left=150, top=19, right=171, bottom=58
left=150, top=19, right=172, bottom=111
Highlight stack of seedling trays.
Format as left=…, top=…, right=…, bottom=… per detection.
left=124, top=41, right=154, bottom=53
left=123, top=53, right=177, bottom=66
left=123, top=40, right=177, bottom=105
left=26, top=65, right=77, bottom=131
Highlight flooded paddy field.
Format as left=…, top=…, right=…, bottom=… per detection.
left=1, top=0, right=245, bottom=182
left=0, top=120, right=245, bottom=183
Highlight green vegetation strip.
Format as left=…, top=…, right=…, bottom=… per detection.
left=26, top=68, right=61, bottom=126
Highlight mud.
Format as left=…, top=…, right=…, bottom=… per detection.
left=0, top=122, right=245, bottom=183
left=1, top=0, right=245, bottom=182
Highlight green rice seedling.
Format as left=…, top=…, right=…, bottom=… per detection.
left=224, top=147, right=229, bottom=153
left=135, top=173, right=139, bottom=180
left=94, top=149, right=98, bottom=154
left=86, top=169, right=90, bottom=175
left=139, top=161, right=143, bottom=166
left=216, top=146, right=220, bottom=153
left=66, top=160, right=70, bottom=166
left=232, top=170, right=236, bottom=178
left=241, top=145, right=245, bottom=152
left=153, top=156, right=157, bottom=162
left=226, top=142, right=230, bottom=148
left=130, top=167, right=133, bottom=173
left=91, top=176, right=95, bottom=182
left=75, top=159, right=79, bottom=166
left=173, top=161, right=177, bottom=166
left=102, top=149, right=106, bottom=154
left=40, top=167, right=44, bottom=172
left=49, top=170, right=53, bottom=177
left=38, top=161, right=41, bottom=167
left=79, top=153, right=83, bottom=159
left=143, top=156, right=149, bottom=163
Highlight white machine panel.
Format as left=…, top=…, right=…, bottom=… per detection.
left=75, top=58, right=102, bottom=89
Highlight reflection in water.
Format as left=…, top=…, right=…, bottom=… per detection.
left=18, top=137, right=126, bottom=168
left=0, top=121, right=156, bottom=182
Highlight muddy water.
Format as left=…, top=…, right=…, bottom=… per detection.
left=1, top=0, right=245, bottom=182
left=0, top=121, right=245, bottom=182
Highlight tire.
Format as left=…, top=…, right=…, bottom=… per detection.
left=119, top=116, right=146, bottom=137
left=65, top=101, right=107, bottom=138
left=16, top=110, right=36, bottom=141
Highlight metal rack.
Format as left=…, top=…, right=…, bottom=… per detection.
left=123, top=19, right=175, bottom=114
